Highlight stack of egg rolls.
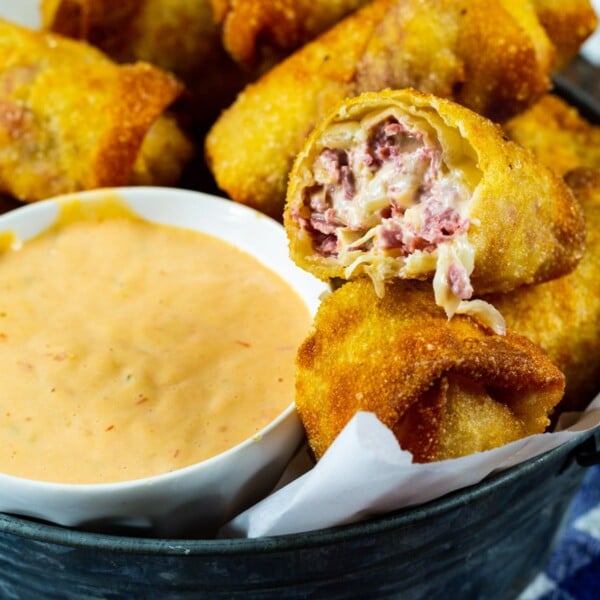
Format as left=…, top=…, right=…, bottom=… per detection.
left=395, top=169, right=600, bottom=459
left=288, top=88, right=595, bottom=463
left=0, top=18, right=193, bottom=203
left=205, top=0, right=597, bottom=219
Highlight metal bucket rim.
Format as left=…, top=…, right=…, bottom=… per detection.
left=0, top=425, right=595, bottom=556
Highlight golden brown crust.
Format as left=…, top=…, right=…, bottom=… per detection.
left=41, top=0, right=250, bottom=128
left=130, top=115, right=195, bottom=187
left=485, top=168, right=600, bottom=412
left=504, top=94, right=600, bottom=176
left=41, top=0, right=214, bottom=79
left=295, top=278, right=565, bottom=460
left=0, top=19, right=183, bottom=202
left=532, top=0, right=598, bottom=69
left=40, top=0, right=92, bottom=39
left=210, top=0, right=368, bottom=71
left=393, top=375, right=532, bottom=462
left=205, top=0, right=595, bottom=219
left=284, top=89, right=585, bottom=295
left=353, top=1, right=553, bottom=118
left=93, top=63, right=185, bottom=188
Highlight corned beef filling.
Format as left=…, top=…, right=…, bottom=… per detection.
left=294, top=115, right=473, bottom=298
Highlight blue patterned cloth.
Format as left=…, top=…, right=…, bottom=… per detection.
left=518, top=465, right=600, bottom=599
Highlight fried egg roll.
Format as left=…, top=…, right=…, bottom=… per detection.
left=284, top=89, right=585, bottom=329
left=295, top=278, right=565, bottom=462
left=40, top=0, right=249, bottom=127
left=41, top=0, right=217, bottom=80
left=504, top=94, right=600, bottom=176
left=485, top=168, right=600, bottom=413
left=205, top=0, right=595, bottom=219
left=0, top=19, right=187, bottom=202
left=532, top=0, right=598, bottom=69
left=211, top=0, right=368, bottom=71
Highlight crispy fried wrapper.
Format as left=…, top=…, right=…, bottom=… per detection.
left=393, top=374, right=541, bottom=462
left=0, top=19, right=191, bottom=202
left=532, top=0, right=598, bottom=69
left=295, top=278, right=565, bottom=461
left=205, top=0, right=596, bottom=219
left=40, top=0, right=218, bottom=80
left=40, top=0, right=250, bottom=127
left=504, top=94, right=600, bottom=176
left=485, top=168, right=600, bottom=413
left=130, top=115, right=195, bottom=187
left=211, top=0, right=368, bottom=71
left=284, top=89, right=585, bottom=329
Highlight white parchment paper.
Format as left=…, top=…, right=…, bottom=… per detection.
left=221, top=395, right=600, bottom=538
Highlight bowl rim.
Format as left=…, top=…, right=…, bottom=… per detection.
left=0, top=425, right=595, bottom=553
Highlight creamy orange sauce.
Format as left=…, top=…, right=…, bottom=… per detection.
left=0, top=197, right=312, bottom=484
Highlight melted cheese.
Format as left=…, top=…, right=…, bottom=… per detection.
left=307, top=106, right=504, bottom=332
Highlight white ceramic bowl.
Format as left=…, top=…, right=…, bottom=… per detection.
left=0, top=186, right=326, bottom=537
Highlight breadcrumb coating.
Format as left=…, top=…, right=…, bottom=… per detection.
left=295, top=278, right=565, bottom=461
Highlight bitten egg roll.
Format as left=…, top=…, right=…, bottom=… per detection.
left=0, top=18, right=186, bottom=202
left=295, top=278, right=565, bottom=462
left=284, top=89, right=585, bottom=329
left=485, top=168, right=600, bottom=413
left=210, top=0, right=368, bottom=71
left=504, top=94, right=600, bottom=176
left=205, top=0, right=596, bottom=219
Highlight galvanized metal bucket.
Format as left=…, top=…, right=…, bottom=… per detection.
left=0, top=427, right=598, bottom=599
